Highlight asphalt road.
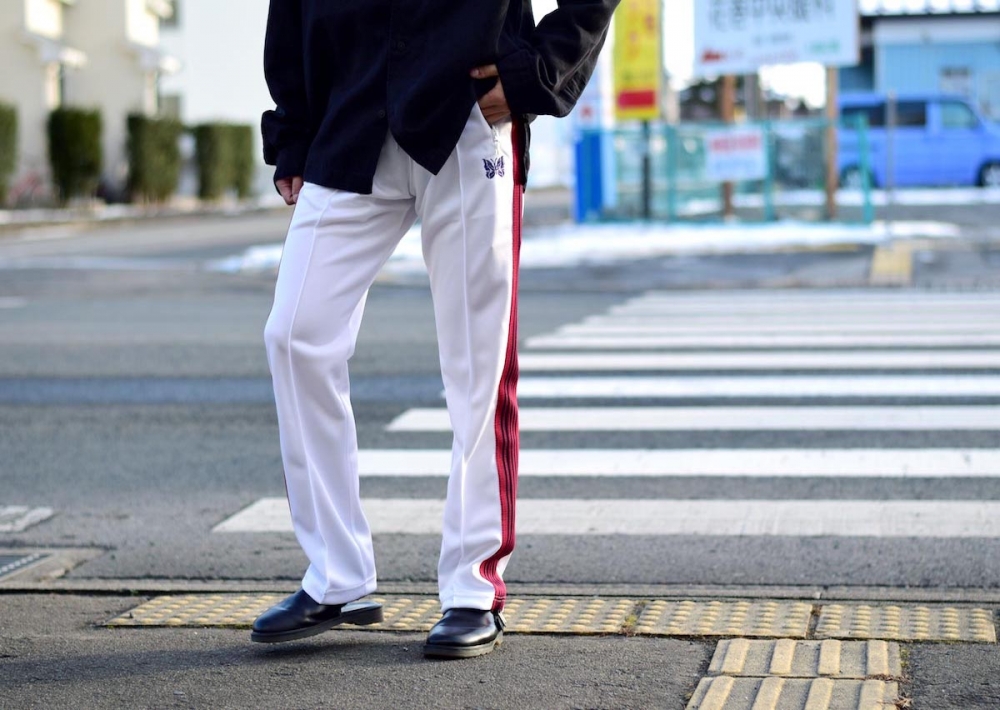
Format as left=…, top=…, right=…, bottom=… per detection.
left=1, top=210, right=999, bottom=587
left=2, top=208, right=1000, bottom=708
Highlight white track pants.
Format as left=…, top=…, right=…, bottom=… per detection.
left=264, top=105, right=522, bottom=612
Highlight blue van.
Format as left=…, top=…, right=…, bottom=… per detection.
left=839, top=93, right=1000, bottom=188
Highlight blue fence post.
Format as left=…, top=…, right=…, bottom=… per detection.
left=574, top=130, right=604, bottom=223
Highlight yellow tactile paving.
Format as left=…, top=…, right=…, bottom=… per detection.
left=634, top=600, right=813, bottom=639
left=503, top=597, right=637, bottom=634
left=106, top=595, right=999, bottom=647
left=685, top=677, right=900, bottom=710
left=869, top=241, right=913, bottom=286
left=106, top=593, right=285, bottom=627
left=816, top=604, right=997, bottom=643
left=106, top=594, right=638, bottom=635
left=374, top=597, right=441, bottom=631
left=707, top=640, right=901, bottom=680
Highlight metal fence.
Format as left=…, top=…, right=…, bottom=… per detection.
left=574, top=118, right=873, bottom=224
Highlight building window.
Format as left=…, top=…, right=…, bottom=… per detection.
left=160, top=0, right=179, bottom=27
left=160, top=94, right=182, bottom=120
left=940, top=67, right=972, bottom=98
left=44, top=63, right=62, bottom=109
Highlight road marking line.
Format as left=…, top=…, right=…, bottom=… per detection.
left=515, top=375, right=1000, bottom=398
left=355, top=449, right=1000, bottom=477
left=519, top=351, right=1000, bottom=371
left=214, top=498, right=1000, bottom=537
left=0, top=298, right=27, bottom=309
left=525, top=334, right=1000, bottom=348
left=621, top=290, right=1000, bottom=306
left=583, top=314, right=994, bottom=326
left=559, top=321, right=997, bottom=335
left=388, top=405, right=1000, bottom=431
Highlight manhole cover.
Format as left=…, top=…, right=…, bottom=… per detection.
left=0, top=553, right=49, bottom=580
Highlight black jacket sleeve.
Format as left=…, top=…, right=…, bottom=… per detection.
left=496, top=0, right=620, bottom=118
left=261, top=0, right=311, bottom=181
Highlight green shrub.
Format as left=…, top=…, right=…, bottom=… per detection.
left=47, top=107, right=102, bottom=203
left=0, top=102, right=16, bottom=205
left=127, top=114, right=183, bottom=203
left=193, top=123, right=231, bottom=200
left=194, top=122, right=255, bottom=201
left=229, top=124, right=255, bottom=199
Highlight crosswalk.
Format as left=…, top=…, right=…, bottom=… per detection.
left=216, top=289, right=1000, bottom=542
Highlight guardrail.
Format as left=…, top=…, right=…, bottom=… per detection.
left=574, top=117, right=873, bottom=224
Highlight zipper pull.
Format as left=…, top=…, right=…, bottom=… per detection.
left=492, top=125, right=501, bottom=159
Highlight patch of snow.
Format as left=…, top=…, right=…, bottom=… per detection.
left=207, top=219, right=962, bottom=276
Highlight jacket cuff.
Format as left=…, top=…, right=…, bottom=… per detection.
left=273, top=139, right=311, bottom=183
left=496, top=48, right=548, bottom=117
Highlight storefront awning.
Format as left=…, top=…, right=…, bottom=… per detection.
left=22, top=30, right=87, bottom=68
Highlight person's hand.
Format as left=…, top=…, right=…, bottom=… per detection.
left=276, top=176, right=304, bottom=206
left=470, top=64, right=510, bottom=125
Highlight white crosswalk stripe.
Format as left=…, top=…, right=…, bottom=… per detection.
left=388, top=406, right=999, bottom=431
left=526, top=333, right=1000, bottom=348
left=516, top=375, right=1000, bottom=398
left=353, top=449, right=1000, bottom=477
left=214, top=497, right=1000, bottom=537
left=519, top=350, right=1000, bottom=371
left=218, top=290, right=1000, bottom=538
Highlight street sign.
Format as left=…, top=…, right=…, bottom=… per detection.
left=613, top=0, right=661, bottom=121
left=704, top=126, right=767, bottom=182
left=693, top=0, right=860, bottom=77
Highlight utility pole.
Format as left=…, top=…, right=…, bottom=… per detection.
left=825, top=66, right=839, bottom=221
left=719, top=75, right=736, bottom=219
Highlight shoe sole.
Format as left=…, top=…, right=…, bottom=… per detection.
left=422, top=631, right=503, bottom=659
left=250, top=600, right=383, bottom=644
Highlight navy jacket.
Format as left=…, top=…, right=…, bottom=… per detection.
left=262, top=0, right=619, bottom=194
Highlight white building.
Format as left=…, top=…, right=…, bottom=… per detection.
left=158, top=0, right=274, bottom=196
left=64, top=0, right=178, bottom=193
left=0, top=0, right=85, bottom=194
left=0, top=0, right=176, bottom=201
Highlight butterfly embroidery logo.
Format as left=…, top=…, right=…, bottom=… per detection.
left=483, top=156, right=505, bottom=179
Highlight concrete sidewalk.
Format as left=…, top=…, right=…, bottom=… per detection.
left=2, top=584, right=999, bottom=709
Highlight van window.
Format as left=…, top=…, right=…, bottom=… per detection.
left=894, top=101, right=927, bottom=127
left=940, top=101, right=979, bottom=129
left=842, top=103, right=885, bottom=127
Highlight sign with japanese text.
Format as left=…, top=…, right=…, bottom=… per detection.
left=694, top=0, right=860, bottom=76
left=613, top=0, right=662, bottom=121
left=704, top=127, right=768, bottom=182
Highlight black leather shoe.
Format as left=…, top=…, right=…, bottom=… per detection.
left=250, top=589, right=383, bottom=643
left=423, top=608, right=505, bottom=659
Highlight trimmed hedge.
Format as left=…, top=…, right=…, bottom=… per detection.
left=127, top=114, right=183, bottom=202
left=0, top=102, right=16, bottom=205
left=48, top=107, right=102, bottom=203
left=230, top=124, right=255, bottom=199
left=194, top=122, right=255, bottom=200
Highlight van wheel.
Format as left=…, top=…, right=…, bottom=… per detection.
left=840, top=166, right=870, bottom=190
left=979, top=162, right=1000, bottom=188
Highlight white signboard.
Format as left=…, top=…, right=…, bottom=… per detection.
left=704, top=127, right=767, bottom=182
left=694, top=0, right=860, bottom=76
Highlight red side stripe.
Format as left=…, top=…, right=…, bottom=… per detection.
left=480, top=119, right=523, bottom=612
